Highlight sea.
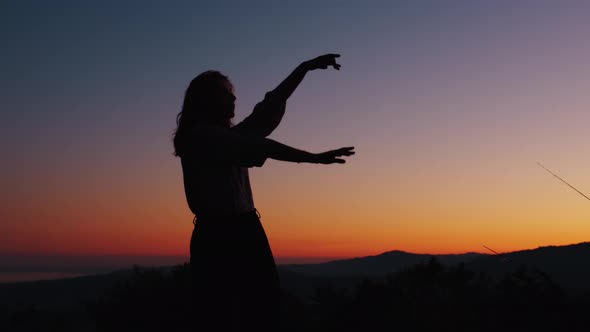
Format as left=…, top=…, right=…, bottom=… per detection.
left=0, top=272, right=87, bottom=283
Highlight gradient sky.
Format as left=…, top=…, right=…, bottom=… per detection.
left=2, top=0, right=589, bottom=265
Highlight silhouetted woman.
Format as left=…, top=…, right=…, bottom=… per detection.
left=173, top=54, right=354, bottom=331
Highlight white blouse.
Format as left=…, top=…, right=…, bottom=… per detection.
left=180, top=91, right=286, bottom=219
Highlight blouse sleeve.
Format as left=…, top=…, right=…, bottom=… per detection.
left=187, top=124, right=268, bottom=167
left=233, top=90, right=286, bottom=138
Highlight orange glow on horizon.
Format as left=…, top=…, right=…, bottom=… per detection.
left=4, top=178, right=588, bottom=263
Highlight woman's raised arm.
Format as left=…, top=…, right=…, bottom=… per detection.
left=273, top=53, right=341, bottom=100
left=233, top=54, right=342, bottom=138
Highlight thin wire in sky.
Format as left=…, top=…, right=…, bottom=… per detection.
left=537, top=162, right=590, bottom=201
left=482, top=245, right=510, bottom=262
left=483, top=245, right=500, bottom=255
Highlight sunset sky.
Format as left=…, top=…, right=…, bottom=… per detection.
left=2, top=1, right=589, bottom=267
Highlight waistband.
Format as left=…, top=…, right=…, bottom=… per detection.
left=192, top=209, right=261, bottom=225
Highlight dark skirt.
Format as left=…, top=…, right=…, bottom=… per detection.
left=189, top=210, right=280, bottom=332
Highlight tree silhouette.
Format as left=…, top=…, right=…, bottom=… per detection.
left=84, top=259, right=590, bottom=332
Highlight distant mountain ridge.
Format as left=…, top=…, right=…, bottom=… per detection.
left=280, top=250, right=486, bottom=277
left=1, top=241, right=589, bottom=318
left=467, top=241, right=590, bottom=291
left=279, top=241, right=590, bottom=291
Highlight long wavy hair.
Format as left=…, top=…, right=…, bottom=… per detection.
left=173, top=71, right=233, bottom=157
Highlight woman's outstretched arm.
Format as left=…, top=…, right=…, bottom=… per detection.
left=189, top=124, right=354, bottom=167
left=263, top=138, right=354, bottom=164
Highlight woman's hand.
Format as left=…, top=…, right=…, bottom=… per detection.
left=303, top=54, right=341, bottom=71
left=312, top=147, right=355, bottom=164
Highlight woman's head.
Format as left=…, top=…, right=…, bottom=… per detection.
left=173, top=70, right=236, bottom=157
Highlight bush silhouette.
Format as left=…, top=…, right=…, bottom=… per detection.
left=289, top=258, right=590, bottom=332
left=86, top=259, right=590, bottom=332
left=86, top=264, right=193, bottom=332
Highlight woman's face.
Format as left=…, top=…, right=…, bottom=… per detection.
left=210, top=79, right=236, bottom=123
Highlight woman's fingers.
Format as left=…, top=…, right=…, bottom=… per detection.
left=329, top=54, right=341, bottom=70
left=334, top=147, right=355, bottom=156
left=318, top=147, right=355, bottom=163
left=326, top=54, right=341, bottom=70
left=312, top=147, right=354, bottom=164
left=309, top=54, right=342, bottom=71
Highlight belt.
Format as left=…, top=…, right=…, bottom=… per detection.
left=193, top=208, right=261, bottom=225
